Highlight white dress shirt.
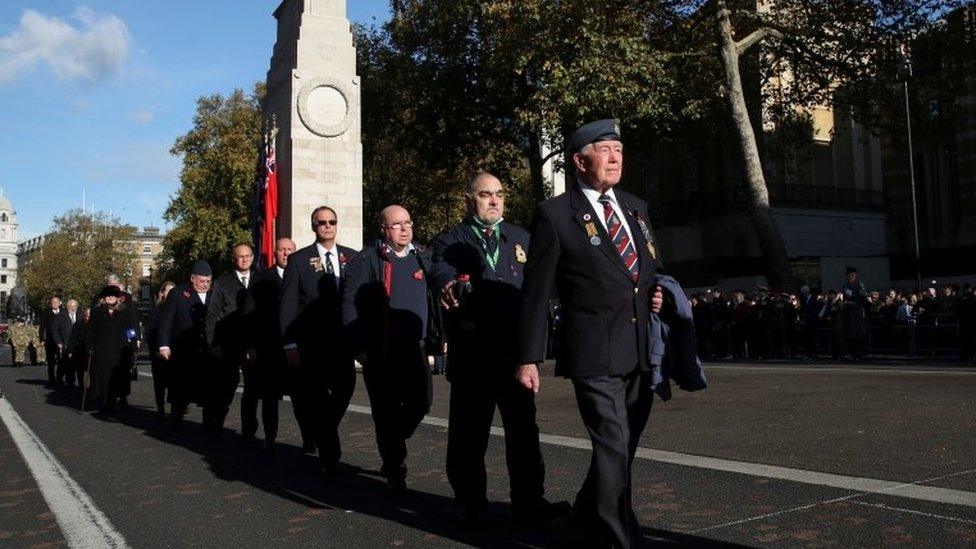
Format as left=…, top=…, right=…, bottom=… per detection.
left=276, top=265, right=285, bottom=278
left=579, top=184, right=636, bottom=244
left=236, top=270, right=250, bottom=288
left=316, top=243, right=342, bottom=275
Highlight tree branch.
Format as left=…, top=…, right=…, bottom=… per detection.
left=736, top=27, right=784, bottom=56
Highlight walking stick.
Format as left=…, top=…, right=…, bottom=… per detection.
left=81, top=353, right=92, bottom=412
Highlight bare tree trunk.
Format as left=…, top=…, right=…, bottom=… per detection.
left=716, top=0, right=793, bottom=290
left=527, top=131, right=548, bottom=204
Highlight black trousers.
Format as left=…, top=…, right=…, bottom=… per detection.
left=150, top=354, right=169, bottom=413
left=240, top=364, right=280, bottom=442
left=45, top=341, right=61, bottom=383
left=446, top=369, right=545, bottom=510
left=362, top=343, right=431, bottom=481
left=290, top=352, right=356, bottom=464
left=202, top=359, right=240, bottom=435
left=60, top=352, right=77, bottom=387
left=571, top=370, right=654, bottom=549
left=73, top=355, right=86, bottom=388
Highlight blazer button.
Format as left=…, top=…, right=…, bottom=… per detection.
left=633, top=287, right=639, bottom=294
left=630, top=317, right=637, bottom=324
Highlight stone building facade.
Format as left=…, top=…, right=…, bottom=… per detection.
left=0, top=193, right=19, bottom=311
left=264, top=0, right=364, bottom=249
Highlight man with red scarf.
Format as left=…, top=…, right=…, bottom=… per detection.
left=342, top=205, right=442, bottom=493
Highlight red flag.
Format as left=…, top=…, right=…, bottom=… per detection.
left=261, top=133, right=278, bottom=268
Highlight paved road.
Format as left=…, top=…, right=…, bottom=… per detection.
left=1, top=349, right=974, bottom=548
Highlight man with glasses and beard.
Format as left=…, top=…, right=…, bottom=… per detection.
left=280, top=207, right=358, bottom=472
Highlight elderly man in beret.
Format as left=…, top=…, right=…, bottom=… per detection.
left=517, top=120, right=667, bottom=548
left=157, top=260, right=214, bottom=427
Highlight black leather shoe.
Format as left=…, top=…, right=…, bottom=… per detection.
left=385, top=478, right=406, bottom=495
left=512, top=499, right=572, bottom=525
left=454, top=501, right=486, bottom=523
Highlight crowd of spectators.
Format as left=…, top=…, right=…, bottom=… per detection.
left=689, top=283, right=976, bottom=362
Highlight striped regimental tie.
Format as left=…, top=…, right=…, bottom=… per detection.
left=599, top=194, right=639, bottom=282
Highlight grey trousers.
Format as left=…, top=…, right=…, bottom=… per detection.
left=571, top=370, right=654, bottom=549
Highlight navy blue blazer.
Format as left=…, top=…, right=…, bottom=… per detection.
left=430, top=220, right=530, bottom=376
left=518, top=186, right=664, bottom=378
left=647, top=275, right=708, bottom=401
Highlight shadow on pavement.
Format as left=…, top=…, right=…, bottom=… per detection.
left=18, top=374, right=742, bottom=548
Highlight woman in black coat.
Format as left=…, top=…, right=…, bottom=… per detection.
left=87, top=286, right=138, bottom=411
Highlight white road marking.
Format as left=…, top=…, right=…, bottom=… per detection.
left=0, top=397, right=129, bottom=548
left=346, top=404, right=976, bottom=509
left=850, top=500, right=976, bottom=526
left=145, top=371, right=976, bottom=510
left=706, top=364, right=976, bottom=375
left=690, top=468, right=976, bottom=533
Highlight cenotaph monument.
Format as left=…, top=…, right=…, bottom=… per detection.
left=264, top=0, right=364, bottom=249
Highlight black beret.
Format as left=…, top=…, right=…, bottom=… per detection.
left=846, top=266, right=858, bottom=275
left=567, top=119, right=621, bottom=155
left=191, top=260, right=213, bottom=276
left=97, top=285, right=123, bottom=299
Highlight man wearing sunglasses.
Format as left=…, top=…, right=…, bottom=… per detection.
left=279, top=206, right=358, bottom=473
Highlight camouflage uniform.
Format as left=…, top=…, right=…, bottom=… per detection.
left=9, top=322, right=41, bottom=366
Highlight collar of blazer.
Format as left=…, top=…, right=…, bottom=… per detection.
left=569, top=185, right=641, bottom=283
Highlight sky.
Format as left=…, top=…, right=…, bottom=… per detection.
left=0, top=0, right=391, bottom=239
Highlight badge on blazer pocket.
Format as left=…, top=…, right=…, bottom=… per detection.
left=310, top=257, right=324, bottom=272
left=514, top=243, right=527, bottom=263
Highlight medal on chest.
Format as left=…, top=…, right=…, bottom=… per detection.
left=584, top=221, right=601, bottom=246
left=632, top=211, right=657, bottom=259
left=309, top=257, right=324, bottom=272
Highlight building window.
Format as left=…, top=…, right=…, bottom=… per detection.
left=143, top=245, right=152, bottom=254
left=142, top=265, right=151, bottom=277
left=1, top=275, right=6, bottom=284
left=0, top=213, right=6, bottom=222
left=1, top=258, right=6, bottom=268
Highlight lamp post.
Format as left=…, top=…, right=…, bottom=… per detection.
left=899, top=44, right=923, bottom=292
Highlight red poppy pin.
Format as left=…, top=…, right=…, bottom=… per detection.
left=339, top=253, right=348, bottom=265
left=413, top=269, right=424, bottom=281
left=183, top=290, right=191, bottom=298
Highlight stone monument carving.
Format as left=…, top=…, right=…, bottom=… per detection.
left=265, top=0, right=364, bottom=249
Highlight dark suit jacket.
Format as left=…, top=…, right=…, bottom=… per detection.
left=39, top=309, right=70, bottom=345
left=518, top=186, right=664, bottom=378
left=430, top=220, right=530, bottom=377
left=157, top=284, right=211, bottom=355
left=279, top=243, right=358, bottom=357
left=342, top=241, right=442, bottom=359
left=205, top=271, right=252, bottom=357
left=63, top=312, right=85, bottom=355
